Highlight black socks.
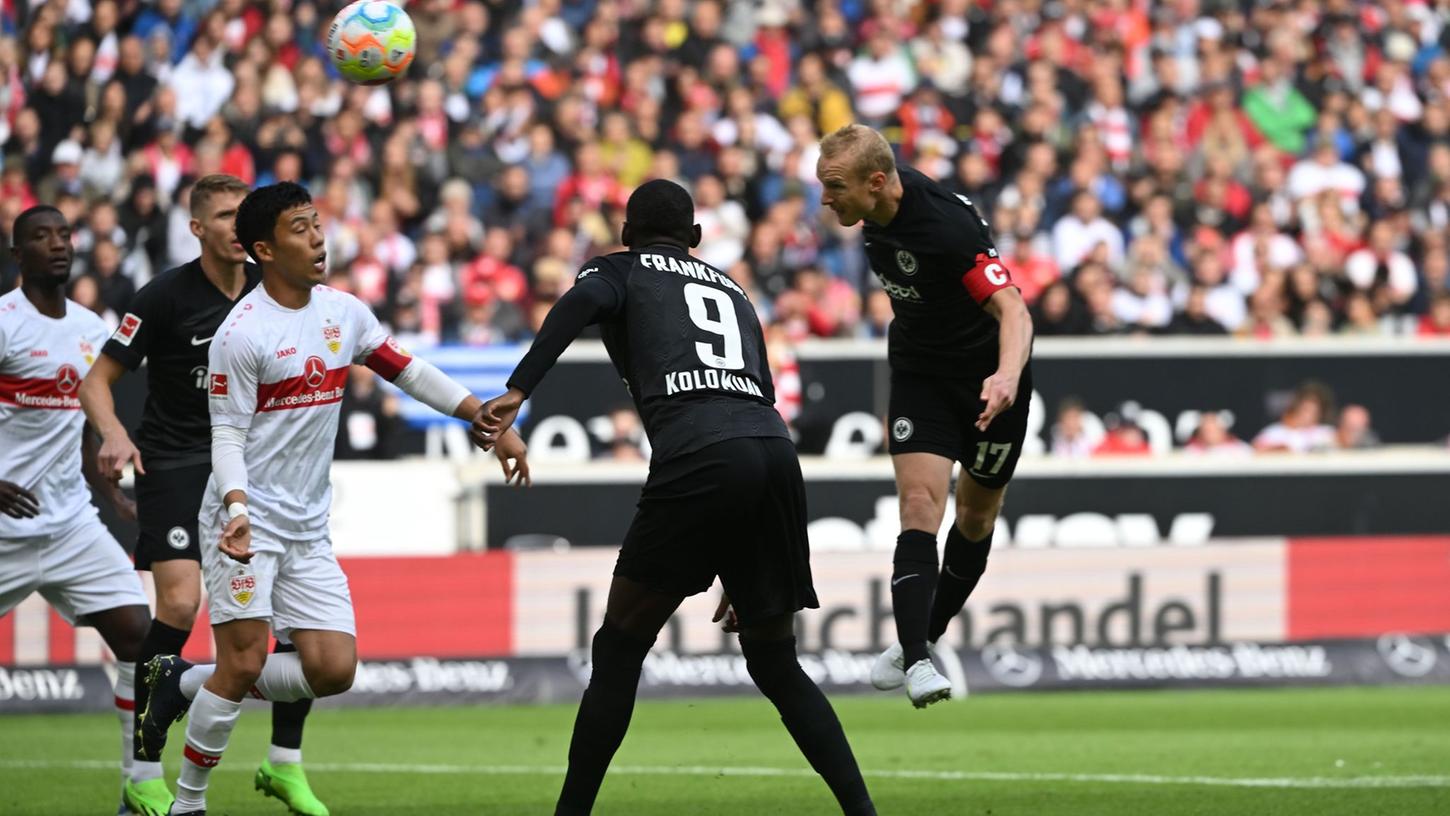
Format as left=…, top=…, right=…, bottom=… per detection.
left=892, top=529, right=940, bottom=668
left=556, top=620, right=655, bottom=815
left=927, top=526, right=993, bottom=644
left=742, top=636, right=875, bottom=816
left=270, top=641, right=311, bottom=750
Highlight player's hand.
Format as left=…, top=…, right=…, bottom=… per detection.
left=712, top=594, right=740, bottom=633
left=219, top=515, right=253, bottom=563
left=475, top=388, right=525, bottom=445
left=494, top=429, right=532, bottom=487
left=0, top=481, right=40, bottom=519
left=977, top=370, right=1019, bottom=432
left=98, top=431, right=144, bottom=482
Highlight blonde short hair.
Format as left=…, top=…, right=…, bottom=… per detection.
left=819, top=124, right=897, bottom=180
left=190, top=174, right=250, bottom=216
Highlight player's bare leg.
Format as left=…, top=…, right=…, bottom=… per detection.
left=87, top=604, right=150, bottom=814
left=737, top=613, right=876, bottom=815
left=556, top=575, right=682, bottom=815
left=246, top=630, right=350, bottom=816
left=258, top=638, right=327, bottom=815
left=875, top=452, right=953, bottom=706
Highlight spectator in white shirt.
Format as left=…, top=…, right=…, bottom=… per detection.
left=1177, top=251, right=1247, bottom=331
left=1345, top=220, right=1419, bottom=307
left=1254, top=384, right=1337, bottom=453
left=1185, top=412, right=1253, bottom=456
left=847, top=27, right=916, bottom=126
left=1052, top=190, right=1125, bottom=272
left=1050, top=398, right=1099, bottom=458
left=1230, top=202, right=1304, bottom=295
left=168, top=35, right=234, bottom=130
left=694, top=174, right=750, bottom=272
left=1287, top=141, right=1365, bottom=204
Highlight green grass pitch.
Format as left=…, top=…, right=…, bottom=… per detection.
left=3, top=686, right=1448, bottom=814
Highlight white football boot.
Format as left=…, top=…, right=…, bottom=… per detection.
left=905, top=658, right=953, bottom=708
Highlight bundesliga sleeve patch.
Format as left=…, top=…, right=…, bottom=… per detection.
left=209, top=373, right=229, bottom=396
left=112, top=313, right=142, bottom=346
left=961, top=253, right=1016, bottom=304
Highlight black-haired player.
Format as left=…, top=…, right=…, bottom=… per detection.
left=816, top=124, right=1035, bottom=707
left=2, top=205, right=151, bottom=813
left=78, top=174, right=327, bottom=816
left=128, top=181, right=525, bottom=816
left=476, top=179, right=875, bottom=816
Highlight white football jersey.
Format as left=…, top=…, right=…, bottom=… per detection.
left=204, top=284, right=410, bottom=546
left=0, top=289, right=112, bottom=539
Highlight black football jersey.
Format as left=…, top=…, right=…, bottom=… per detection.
left=583, top=246, right=789, bottom=463
left=101, top=260, right=262, bottom=469
left=863, top=165, right=1019, bottom=377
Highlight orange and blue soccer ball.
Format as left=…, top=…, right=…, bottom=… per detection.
left=327, top=1, right=417, bottom=85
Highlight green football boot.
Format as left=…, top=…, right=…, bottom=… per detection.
left=121, top=777, right=174, bottom=816
left=255, top=760, right=330, bottom=816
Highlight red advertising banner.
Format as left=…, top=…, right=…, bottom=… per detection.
left=2, top=552, right=515, bottom=666
left=7, top=538, right=1450, bottom=667
left=1287, top=536, right=1450, bottom=640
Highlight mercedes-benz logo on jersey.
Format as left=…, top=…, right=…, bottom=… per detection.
left=55, top=364, right=80, bottom=394
left=981, top=644, right=1043, bottom=688
left=1377, top=634, right=1437, bottom=678
left=166, top=526, right=191, bottom=550
left=892, top=417, right=914, bottom=442
left=303, top=356, right=327, bottom=388
left=895, top=249, right=918, bottom=276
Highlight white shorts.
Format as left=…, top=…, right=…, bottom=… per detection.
left=0, top=518, right=149, bottom=624
left=201, top=531, right=356, bottom=639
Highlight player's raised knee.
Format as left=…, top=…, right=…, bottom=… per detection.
left=304, top=657, right=356, bottom=697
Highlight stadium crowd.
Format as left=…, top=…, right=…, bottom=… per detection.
left=3, top=0, right=1450, bottom=343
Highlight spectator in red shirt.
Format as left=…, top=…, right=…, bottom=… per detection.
left=1418, top=293, right=1450, bottom=336
left=553, top=140, right=627, bottom=227
left=461, top=229, right=529, bottom=309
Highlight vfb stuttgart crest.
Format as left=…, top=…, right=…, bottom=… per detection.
left=230, top=570, right=256, bottom=607
left=895, top=249, right=918, bottom=276
left=323, top=324, right=342, bottom=354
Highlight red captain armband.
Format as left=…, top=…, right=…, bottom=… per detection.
left=961, top=252, right=1016, bottom=304
left=363, top=337, right=413, bottom=381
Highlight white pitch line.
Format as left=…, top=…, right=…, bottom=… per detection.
left=2, top=759, right=1447, bottom=789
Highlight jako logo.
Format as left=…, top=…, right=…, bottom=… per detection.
left=275, top=347, right=297, bottom=359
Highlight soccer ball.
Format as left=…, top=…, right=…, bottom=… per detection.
left=327, top=1, right=416, bottom=85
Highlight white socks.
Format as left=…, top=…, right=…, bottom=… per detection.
left=179, top=664, right=215, bottom=700
left=175, top=688, right=242, bottom=812
left=180, top=653, right=315, bottom=703
left=269, top=745, right=303, bottom=765
left=250, top=652, right=316, bottom=703
left=116, top=660, right=165, bottom=784
left=113, top=662, right=135, bottom=784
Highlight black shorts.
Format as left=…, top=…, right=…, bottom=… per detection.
left=134, top=462, right=209, bottom=570
left=615, top=436, right=819, bottom=627
left=887, top=362, right=1033, bottom=490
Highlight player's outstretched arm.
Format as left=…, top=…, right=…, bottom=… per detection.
left=978, top=286, right=1034, bottom=432
left=81, top=422, right=136, bottom=521
left=78, top=353, right=144, bottom=481
left=475, top=273, right=622, bottom=449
